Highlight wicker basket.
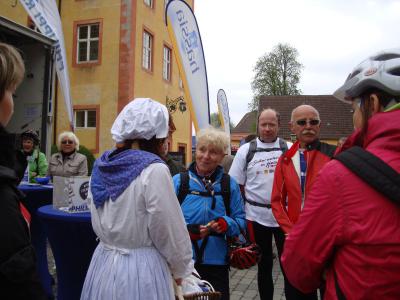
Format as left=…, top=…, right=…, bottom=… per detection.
left=176, top=291, right=222, bottom=300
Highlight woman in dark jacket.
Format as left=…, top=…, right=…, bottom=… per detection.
left=0, top=43, right=46, bottom=299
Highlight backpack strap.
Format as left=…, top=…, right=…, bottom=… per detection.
left=279, top=138, right=288, bottom=154
left=220, top=173, right=231, bottom=216
left=334, top=146, right=400, bottom=205
left=177, top=171, right=190, bottom=205
left=244, top=139, right=258, bottom=171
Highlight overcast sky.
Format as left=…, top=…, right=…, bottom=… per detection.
left=194, top=0, right=400, bottom=125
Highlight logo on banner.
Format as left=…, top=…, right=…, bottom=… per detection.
left=176, top=10, right=200, bottom=74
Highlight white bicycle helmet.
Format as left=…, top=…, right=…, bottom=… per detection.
left=333, top=48, right=400, bottom=104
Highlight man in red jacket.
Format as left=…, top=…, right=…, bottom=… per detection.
left=271, top=104, right=336, bottom=299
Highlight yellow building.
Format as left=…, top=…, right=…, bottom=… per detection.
left=1, top=0, right=194, bottom=164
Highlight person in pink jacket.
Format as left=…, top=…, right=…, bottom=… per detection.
left=281, top=49, right=400, bottom=300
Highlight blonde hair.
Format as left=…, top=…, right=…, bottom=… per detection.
left=196, top=127, right=230, bottom=154
left=57, top=131, right=80, bottom=151
left=0, top=43, right=25, bottom=100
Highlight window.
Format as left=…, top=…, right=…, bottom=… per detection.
left=142, top=31, right=153, bottom=71
left=74, top=110, right=97, bottom=128
left=76, top=23, right=100, bottom=63
left=144, top=0, right=153, bottom=8
left=163, top=46, right=171, bottom=81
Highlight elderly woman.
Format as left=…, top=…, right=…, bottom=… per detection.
left=173, top=127, right=246, bottom=300
left=48, top=131, right=88, bottom=177
left=0, top=43, right=46, bottom=298
left=81, top=98, right=193, bottom=300
left=281, top=49, right=400, bottom=299
left=21, top=129, right=48, bottom=183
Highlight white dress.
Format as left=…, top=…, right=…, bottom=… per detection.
left=81, top=163, right=194, bottom=300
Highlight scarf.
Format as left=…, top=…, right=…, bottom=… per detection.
left=91, top=149, right=164, bottom=208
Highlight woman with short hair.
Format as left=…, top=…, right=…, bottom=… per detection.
left=0, top=42, right=46, bottom=299
left=173, top=127, right=246, bottom=300
left=48, top=131, right=88, bottom=177
left=21, top=129, right=48, bottom=183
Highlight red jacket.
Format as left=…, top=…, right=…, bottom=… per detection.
left=271, top=140, right=335, bottom=233
left=282, top=109, right=400, bottom=300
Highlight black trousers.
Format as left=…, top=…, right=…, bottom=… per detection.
left=252, top=221, right=319, bottom=300
left=195, top=264, right=230, bottom=300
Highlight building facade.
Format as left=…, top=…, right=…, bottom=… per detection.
left=1, top=0, right=193, bottom=163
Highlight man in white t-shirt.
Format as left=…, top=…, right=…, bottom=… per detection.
left=229, top=108, right=291, bottom=300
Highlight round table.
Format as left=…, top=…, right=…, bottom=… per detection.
left=37, top=205, right=98, bottom=300
left=18, top=183, right=54, bottom=298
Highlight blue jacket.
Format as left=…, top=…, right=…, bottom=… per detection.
left=173, top=164, right=246, bottom=265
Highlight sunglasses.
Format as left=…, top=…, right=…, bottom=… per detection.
left=296, top=119, right=320, bottom=126
left=61, top=140, right=74, bottom=145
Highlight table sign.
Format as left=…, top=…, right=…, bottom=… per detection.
left=53, top=176, right=90, bottom=213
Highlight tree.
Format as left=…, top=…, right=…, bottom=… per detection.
left=210, top=112, right=234, bottom=130
left=249, top=43, right=303, bottom=111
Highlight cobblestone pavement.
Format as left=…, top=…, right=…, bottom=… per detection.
left=48, top=245, right=287, bottom=300
left=229, top=256, right=285, bottom=300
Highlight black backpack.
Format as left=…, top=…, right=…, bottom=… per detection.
left=332, top=146, right=400, bottom=300
left=177, top=171, right=231, bottom=216
left=244, top=138, right=288, bottom=171
left=177, top=171, right=232, bottom=265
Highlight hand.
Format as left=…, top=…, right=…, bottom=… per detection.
left=175, top=278, right=183, bottom=286
left=211, top=218, right=228, bottom=233
left=199, top=225, right=209, bottom=238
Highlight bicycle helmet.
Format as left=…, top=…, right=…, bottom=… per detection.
left=21, top=129, right=40, bottom=145
left=333, top=48, right=400, bottom=104
left=229, top=242, right=262, bottom=270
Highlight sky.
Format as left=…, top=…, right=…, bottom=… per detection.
left=194, top=0, right=400, bottom=125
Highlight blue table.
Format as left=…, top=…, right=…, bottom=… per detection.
left=18, top=183, right=54, bottom=298
left=38, top=205, right=98, bottom=300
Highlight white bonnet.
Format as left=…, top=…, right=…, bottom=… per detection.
left=111, top=98, right=169, bottom=143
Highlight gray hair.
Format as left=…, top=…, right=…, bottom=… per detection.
left=196, top=127, right=230, bottom=154
left=57, top=131, right=80, bottom=151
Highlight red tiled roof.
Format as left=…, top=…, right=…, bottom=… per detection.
left=233, top=95, right=354, bottom=140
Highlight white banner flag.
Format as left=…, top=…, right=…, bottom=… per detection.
left=19, top=0, right=74, bottom=129
left=217, top=89, right=231, bottom=154
left=166, top=0, right=210, bottom=131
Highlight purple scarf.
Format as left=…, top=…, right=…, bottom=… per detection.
left=91, top=149, right=164, bottom=208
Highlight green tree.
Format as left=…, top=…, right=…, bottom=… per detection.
left=210, top=112, right=234, bottom=130
left=250, top=43, right=303, bottom=111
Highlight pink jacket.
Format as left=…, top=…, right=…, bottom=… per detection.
left=281, top=109, right=400, bottom=300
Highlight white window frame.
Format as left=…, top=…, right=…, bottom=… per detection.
left=74, top=110, right=97, bottom=128
left=77, top=23, right=100, bottom=63
left=163, top=46, right=171, bottom=81
left=144, top=0, right=153, bottom=8
left=142, top=31, right=153, bottom=71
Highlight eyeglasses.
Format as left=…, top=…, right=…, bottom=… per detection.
left=296, top=119, right=320, bottom=126
left=61, top=140, right=74, bottom=145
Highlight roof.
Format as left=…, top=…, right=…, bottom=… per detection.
left=231, top=111, right=258, bottom=134
left=233, top=95, right=354, bottom=140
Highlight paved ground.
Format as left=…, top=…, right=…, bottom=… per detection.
left=48, top=245, right=287, bottom=300
left=229, top=256, right=285, bottom=300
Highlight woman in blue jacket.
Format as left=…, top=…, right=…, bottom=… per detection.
left=173, top=127, right=246, bottom=300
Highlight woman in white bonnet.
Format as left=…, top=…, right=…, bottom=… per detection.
left=81, top=98, right=193, bottom=300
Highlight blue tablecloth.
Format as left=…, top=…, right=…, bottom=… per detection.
left=18, top=184, right=54, bottom=298
left=38, top=205, right=98, bottom=300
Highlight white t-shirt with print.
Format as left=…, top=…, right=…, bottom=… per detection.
left=229, top=138, right=291, bottom=227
